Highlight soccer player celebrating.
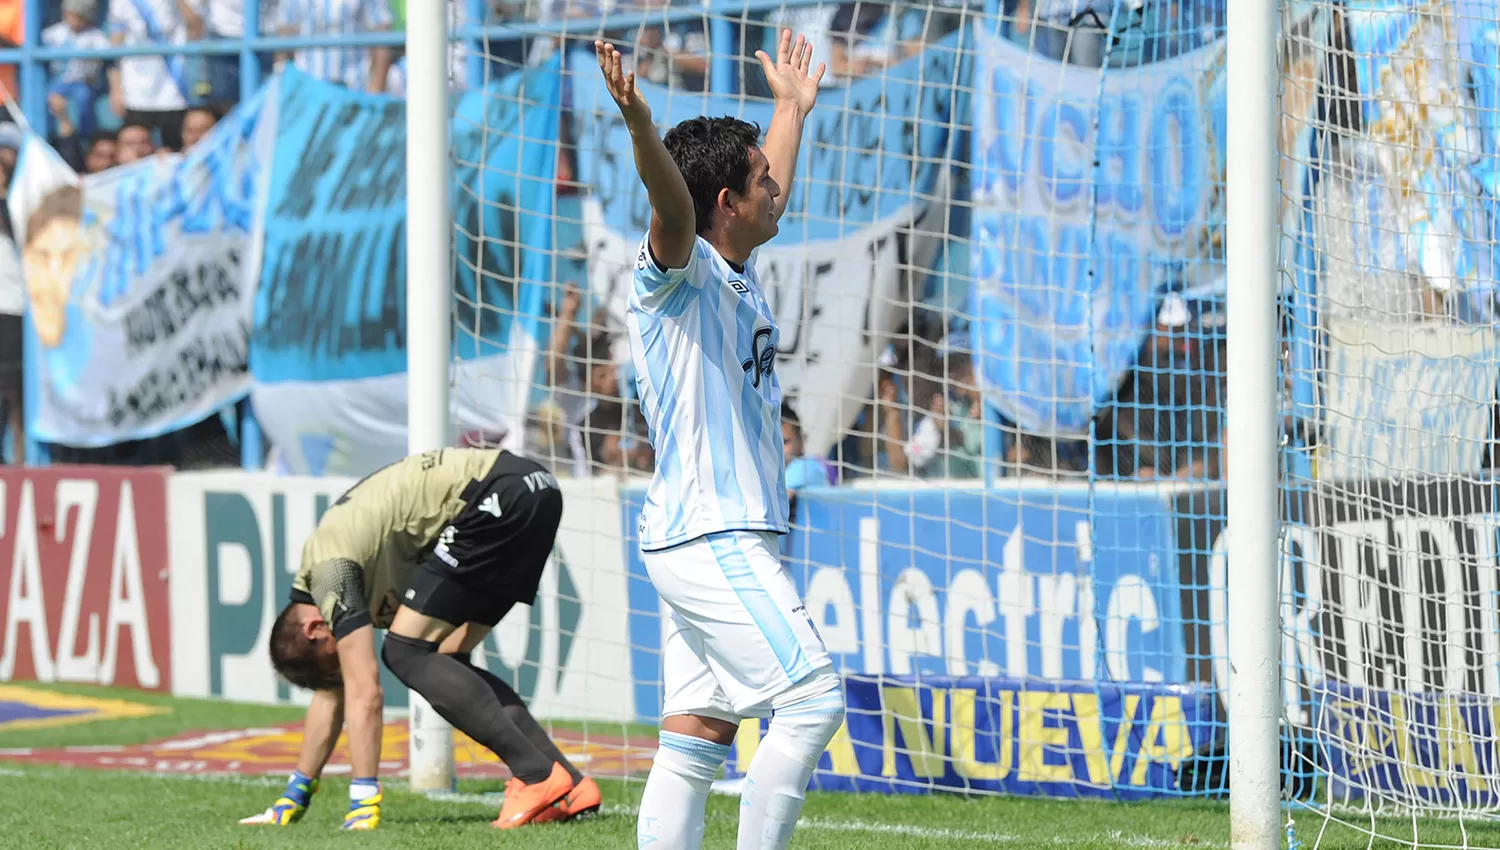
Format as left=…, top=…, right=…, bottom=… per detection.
left=237, top=448, right=599, bottom=830
left=595, top=30, right=845, bottom=850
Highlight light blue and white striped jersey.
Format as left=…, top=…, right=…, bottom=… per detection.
left=42, top=23, right=111, bottom=86
left=275, top=0, right=394, bottom=90
left=628, top=236, right=789, bottom=551
left=107, top=0, right=188, bottom=111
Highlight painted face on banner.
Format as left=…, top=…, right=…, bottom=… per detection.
left=22, top=208, right=86, bottom=349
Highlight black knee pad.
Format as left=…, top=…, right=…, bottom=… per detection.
left=381, top=633, right=439, bottom=686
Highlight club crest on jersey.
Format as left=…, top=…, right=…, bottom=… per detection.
left=741, top=326, right=776, bottom=390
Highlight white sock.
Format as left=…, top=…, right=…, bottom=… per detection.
left=638, top=731, right=730, bottom=850
left=736, top=736, right=816, bottom=850
left=738, top=677, right=844, bottom=850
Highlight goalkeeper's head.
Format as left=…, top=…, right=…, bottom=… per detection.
left=664, top=116, right=781, bottom=252
left=269, top=602, right=344, bottom=691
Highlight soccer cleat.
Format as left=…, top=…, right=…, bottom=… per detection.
left=532, top=776, right=602, bottom=824
left=491, top=763, right=576, bottom=829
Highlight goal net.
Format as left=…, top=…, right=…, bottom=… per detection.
left=444, top=0, right=1238, bottom=809
left=1277, top=0, right=1500, bottom=846
left=440, top=0, right=1500, bottom=840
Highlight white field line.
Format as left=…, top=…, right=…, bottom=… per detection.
left=0, top=764, right=1225, bottom=848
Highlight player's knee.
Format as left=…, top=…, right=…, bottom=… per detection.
left=381, top=632, right=438, bottom=687
left=766, top=671, right=845, bottom=768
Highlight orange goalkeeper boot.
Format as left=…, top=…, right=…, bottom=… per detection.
left=532, top=776, right=602, bottom=824
left=491, top=763, right=575, bottom=829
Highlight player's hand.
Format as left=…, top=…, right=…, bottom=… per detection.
left=239, top=771, right=318, bottom=826
left=343, top=790, right=383, bottom=830
left=756, top=29, right=826, bottom=114
left=595, top=41, right=651, bottom=128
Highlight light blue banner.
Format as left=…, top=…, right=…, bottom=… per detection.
left=1340, top=0, right=1498, bottom=321
left=250, top=62, right=561, bottom=383
left=10, top=89, right=271, bottom=446
left=969, top=32, right=1224, bottom=436
left=246, top=64, right=561, bottom=476
left=571, top=37, right=960, bottom=244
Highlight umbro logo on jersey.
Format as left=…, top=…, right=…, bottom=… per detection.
left=729, top=280, right=749, bottom=295
left=478, top=493, right=503, bottom=518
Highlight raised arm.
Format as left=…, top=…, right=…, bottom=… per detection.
left=595, top=40, right=696, bottom=269
left=756, top=30, right=827, bottom=221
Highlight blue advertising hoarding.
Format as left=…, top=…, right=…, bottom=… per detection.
left=621, top=483, right=1220, bottom=798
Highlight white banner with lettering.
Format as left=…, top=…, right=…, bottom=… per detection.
left=1320, top=320, right=1500, bottom=481
left=8, top=89, right=276, bottom=446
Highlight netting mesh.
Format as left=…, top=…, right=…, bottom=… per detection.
left=447, top=0, right=1500, bottom=836
left=1277, top=0, right=1500, bottom=845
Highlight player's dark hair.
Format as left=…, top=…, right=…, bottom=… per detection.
left=663, top=116, right=762, bottom=235
left=269, top=604, right=342, bottom=691
left=24, top=185, right=82, bottom=248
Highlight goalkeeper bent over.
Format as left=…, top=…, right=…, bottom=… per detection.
left=238, top=449, right=601, bottom=830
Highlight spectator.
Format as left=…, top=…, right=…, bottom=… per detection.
left=526, top=0, right=606, bottom=68
left=108, top=0, right=191, bottom=151
left=386, top=0, right=514, bottom=95
left=543, top=285, right=646, bottom=475
left=825, top=1, right=924, bottom=80
left=583, top=398, right=653, bottom=474
left=0, top=0, right=20, bottom=104
left=116, top=121, right=156, bottom=164
left=783, top=404, right=833, bottom=492
left=180, top=105, right=221, bottom=150
left=43, top=0, right=111, bottom=141
left=633, top=0, right=709, bottom=92
left=0, top=231, right=19, bottom=465
left=83, top=131, right=117, bottom=172
left=903, top=340, right=985, bottom=479
left=276, top=0, right=396, bottom=93
left=0, top=122, right=19, bottom=239
left=180, top=0, right=269, bottom=108
left=875, top=369, right=910, bottom=475
left=766, top=1, right=923, bottom=89
left=1096, top=293, right=1226, bottom=480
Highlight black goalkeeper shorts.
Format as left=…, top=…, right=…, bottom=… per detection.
left=403, top=452, right=564, bottom=628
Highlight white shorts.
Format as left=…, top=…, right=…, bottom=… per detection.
left=643, top=530, right=833, bottom=720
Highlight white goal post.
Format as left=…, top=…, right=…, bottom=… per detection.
left=405, top=0, right=458, bottom=794
left=1225, top=0, right=1282, bottom=846
left=398, top=0, right=1500, bottom=844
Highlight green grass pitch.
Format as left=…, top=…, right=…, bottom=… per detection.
left=2, top=684, right=1498, bottom=849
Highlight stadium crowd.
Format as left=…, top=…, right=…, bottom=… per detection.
left=0, top=0, right=1232, bottom=486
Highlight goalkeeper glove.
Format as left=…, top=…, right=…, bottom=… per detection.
left=343, top=778, right=382, bottom=830
left=238, top=770, right=318, bottom=826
